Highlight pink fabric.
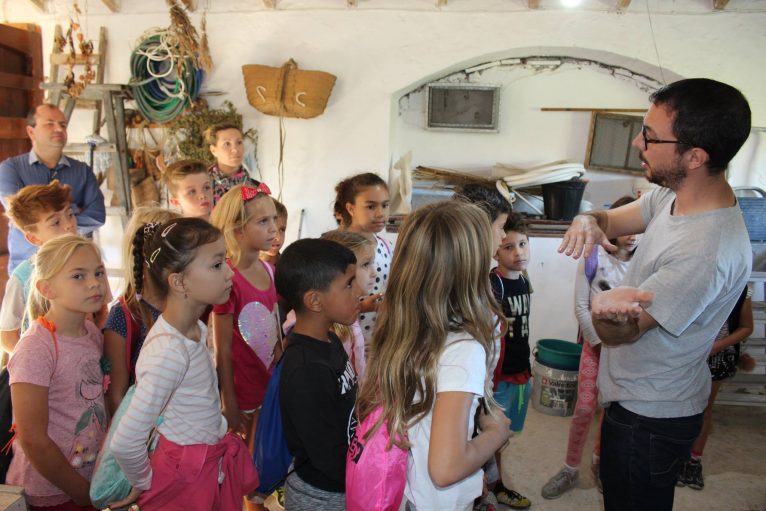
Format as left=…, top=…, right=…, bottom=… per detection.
left=212, top=261, right=279, bottom=410
left=136, top=433, right=259, bottom=511
left=341, top=321, right=367, bottom=380
left=565, top=341, right=602, bottom=467
left=346, top=407, right=407, bottom=511
left=7, top=320, right=106, bottom=507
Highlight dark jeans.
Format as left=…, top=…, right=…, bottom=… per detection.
left=600, top=402, right=703, bottom=511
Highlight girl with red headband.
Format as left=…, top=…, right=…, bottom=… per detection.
left=210, top=184, right=281, bottom=507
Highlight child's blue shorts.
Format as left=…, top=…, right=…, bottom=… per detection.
left=493, top=379, right=533, bottom=433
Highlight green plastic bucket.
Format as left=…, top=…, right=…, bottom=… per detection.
left=534, top=339, right=582, bottom=371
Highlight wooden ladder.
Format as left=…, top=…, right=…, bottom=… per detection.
left=46, top=24, right=107, bottom=135
left=41, top=82, right=132, bottom=221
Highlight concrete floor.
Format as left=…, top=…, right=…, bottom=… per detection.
left=265, top=403, right=766, bottom=511
left=500, top=404, right=766, bottom=511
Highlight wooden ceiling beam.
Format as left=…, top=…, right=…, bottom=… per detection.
left=528, top=0, right=540, bottom=9
left=28, top=0, right=46, bottom=11
left=101, top=0, right=120, bottom=12
left=713, top=0, right=729, bottom=10
left=617, top=0, right=631, bottom=9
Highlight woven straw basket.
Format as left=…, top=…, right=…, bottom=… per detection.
left=242, top=59, right=336, bottom=119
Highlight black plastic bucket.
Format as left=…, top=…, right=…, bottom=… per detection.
left=542, top=180, right=587, bottom=221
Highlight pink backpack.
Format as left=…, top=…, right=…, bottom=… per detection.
left=346, top=406, right=408, bottom=511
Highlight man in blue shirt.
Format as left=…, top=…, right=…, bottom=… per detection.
left=0, top=104, right=105, bottom=274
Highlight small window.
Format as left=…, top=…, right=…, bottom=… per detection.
left=426, top=83, right=500, bottom=132
left=585, top=113, right=644, bottom=175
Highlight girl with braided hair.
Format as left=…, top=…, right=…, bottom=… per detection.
left=103, top=206, right=180, bottom=415
left=108, top=217, right=258, bottom=511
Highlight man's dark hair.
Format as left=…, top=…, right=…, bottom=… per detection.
left=453, top=183, right=512, bottom=222
left=276, top=238, right=357, bottom=312
left=649, top=78, right=751, bottom=174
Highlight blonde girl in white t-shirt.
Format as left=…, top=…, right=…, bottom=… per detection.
left=356, top=200, right=512, bottom=511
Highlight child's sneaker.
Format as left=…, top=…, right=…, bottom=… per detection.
left=676, top=460, right=688, bottom=487
left=495, top=487, right=531, bottom=509
left=683, top=459, right=704, bottom=490
left=272, top=485, right=286, bottom=509
left=473, top=492, right=498, bottom=511
left=541, top=467, right=578, bottom=499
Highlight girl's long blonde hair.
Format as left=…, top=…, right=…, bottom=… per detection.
left=356, top=200, right=502, bottom=447
left=27, top=235, right=102, bottom=320
left=122, top=205, right=180, bottom=331
left=210, top=185, right=270, bottom=266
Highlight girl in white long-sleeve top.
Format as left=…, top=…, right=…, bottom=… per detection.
left=109, top=218, right=258, bottom=511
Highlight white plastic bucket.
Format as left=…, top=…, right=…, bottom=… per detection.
left=531, top=360, right=579, bottom=417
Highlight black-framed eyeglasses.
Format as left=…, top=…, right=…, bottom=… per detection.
left=641, top=125, right=692, bottom=151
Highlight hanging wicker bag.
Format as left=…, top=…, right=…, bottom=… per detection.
left=242, top=59, right=336, bottom=119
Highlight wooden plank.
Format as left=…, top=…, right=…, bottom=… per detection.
left=541, top=107, right=647, bottom=113
left=0, top=72, right=36, bottom=91
left=0, top=117, right=27, bottom=139
left=101, top=0, right=120, bottom=12
left=528, top=0, right=540, bottom=8
left=49, top=53, right=101, bottom=66
left=93, top=27, right=107, bottom=134
left=64, top=142, right=117, bottom=153
left=27, top=0, right=46, bottom=11
left=617, top=0, right=631, bottom=8
left=713, top=0, right=729, bottom=10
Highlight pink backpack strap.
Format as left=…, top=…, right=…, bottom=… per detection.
left=377, top=235, right=392, bottom=256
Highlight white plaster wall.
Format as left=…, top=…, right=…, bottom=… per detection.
left=5, top=0, right=766, bottom=241
left=396, top=61, right=655, bottom=207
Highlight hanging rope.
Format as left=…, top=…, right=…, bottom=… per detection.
left=129, top=30, right=202, bottom=124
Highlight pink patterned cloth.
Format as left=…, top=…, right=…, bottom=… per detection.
left=341, top=321, right=367, bottom=380
left=212, top=261, right=279, bottom=410
left=137, top=433, right=259, bottom=511
left=565, top=341, right=602, bottom=467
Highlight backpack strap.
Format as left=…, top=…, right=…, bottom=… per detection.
left=36, top=316, right=59, bottom=360
left=119, top=297, right=141, bottom=382
left=490, top=269, right=504, bottom=301
left=584, top=247, right=599, bottom=286
left=377, top=235, right=392, bottom=257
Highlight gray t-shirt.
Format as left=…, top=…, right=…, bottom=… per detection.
left=598, top=187, right=751, bottom=418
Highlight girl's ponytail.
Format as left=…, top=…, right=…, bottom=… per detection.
left=132, top=225, right=147, bottom=300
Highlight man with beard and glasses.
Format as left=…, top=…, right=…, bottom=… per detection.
left=557, top=78, right=752, bottom=511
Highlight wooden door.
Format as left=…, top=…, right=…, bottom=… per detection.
left=0, top=23, right=42, bottom=313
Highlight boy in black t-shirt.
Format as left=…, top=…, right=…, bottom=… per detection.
left=274, top=238, right=363, bottom=510
left=490, top=213, right=533, bottom=509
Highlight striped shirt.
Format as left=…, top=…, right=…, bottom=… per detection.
left=110, top=315, right=227, bottom=490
